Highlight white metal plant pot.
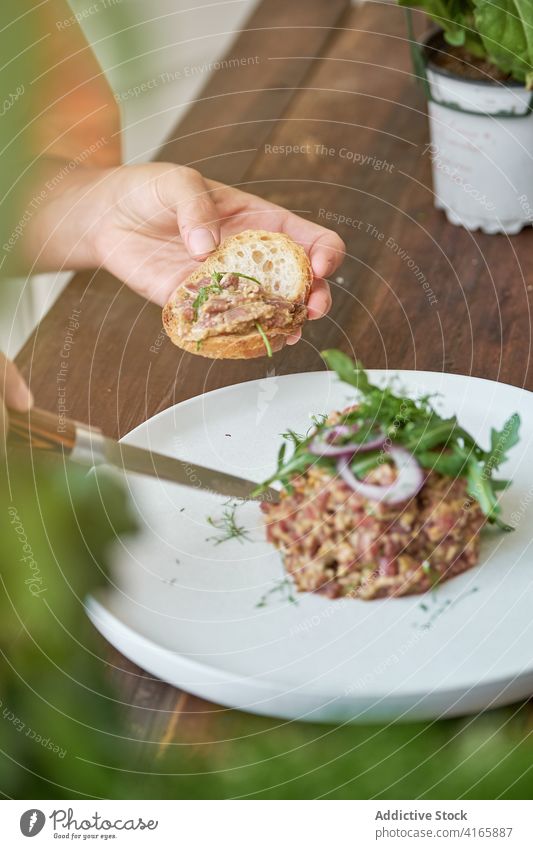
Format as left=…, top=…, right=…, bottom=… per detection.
left=411, top=27, right=533, bottom=235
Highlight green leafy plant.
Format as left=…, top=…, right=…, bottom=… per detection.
left=398, top=0, right=533, bottom=86
left=255, top=349, right=520, bottom=529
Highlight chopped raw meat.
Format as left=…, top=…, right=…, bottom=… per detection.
left=172, top=273, right=306, bottom=343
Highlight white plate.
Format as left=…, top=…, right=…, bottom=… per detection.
left=87, top=370, right=533, bottom=722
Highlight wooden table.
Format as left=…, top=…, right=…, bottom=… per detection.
left=17, top=0, right=533, bottom=753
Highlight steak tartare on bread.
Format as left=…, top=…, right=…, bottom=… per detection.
left=258, top=350, right=520, bottom=601
left=162, top=230, right=312, bottom=359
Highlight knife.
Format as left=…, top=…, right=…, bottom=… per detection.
left=8, top=407, right=279, bottom=504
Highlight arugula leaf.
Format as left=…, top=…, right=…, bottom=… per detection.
left=416, top=449, right=470, bottom=477
left=484, top=412, right=521, bottom=475
left=192, top=282, right=222, bottom=320
left=466, top=459, right=512, bottom=530
left=252, top=451, right=316, bottom=496
left=211, top=270, right=261, bottom=285
left=466, top=412, right=521, bottom=529
left=230, top=271, right=261, bottom=284
left=322, top=349, right=373, bottom=393
left=492, top=478, right=511, bottom=492
left=350, top=450, right=383, bottom=477
left=255, top=321, right=273, bottom=357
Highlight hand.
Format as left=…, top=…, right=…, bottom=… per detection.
left=0, top=354, right=33, bottom=452
left=92, top=164, right=346, bottom=343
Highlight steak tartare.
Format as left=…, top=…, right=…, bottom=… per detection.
left=169, top=272, right=306, bottom=345
left=255, top=349, right=519, bottom=601
left=262, top=465, right=485, bottom=600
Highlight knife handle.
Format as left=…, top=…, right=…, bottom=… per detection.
left=7, top=407, right=106, bottom=466
left=8, top=407, right=77, bottom=454
left=7, top=407, right=105, bottom=467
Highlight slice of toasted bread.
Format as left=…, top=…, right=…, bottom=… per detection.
left=162, top=230, right=313, bottom=359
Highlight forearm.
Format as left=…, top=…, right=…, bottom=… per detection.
left=17, top=161, right=119, bottom=274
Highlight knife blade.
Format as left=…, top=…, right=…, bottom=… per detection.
left=8, top=406, right=279, bottom=504
left=102, top=438, right=279, bottom=503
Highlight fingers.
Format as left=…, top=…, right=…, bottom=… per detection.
left=309, top=232, right=346, bottom=280
left=272, top=204, right=346, bottom=278
left=286, top=278, right=331, bottom=347
left=307, top=277, right=332, bottom=320
left=286, top=328, right=301, bottom=345
left=159, top=166, right=220, bottom=260
left=205, top=179, right=346, bottom=277
left=1, top=354, right=33, bottom=411
left=0, top=354, right=32, bottom=454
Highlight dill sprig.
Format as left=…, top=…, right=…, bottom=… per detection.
left=206, top=502, right=251, bottom=546
left=256, top=576, right=298, bottom=608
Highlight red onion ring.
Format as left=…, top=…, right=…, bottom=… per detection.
left=325, top=425, right=352, bottom=442
left=336, top=446, right=424, bottom=506
left=309, top=423, right=386, bottom=457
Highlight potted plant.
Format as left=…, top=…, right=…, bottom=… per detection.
left=399, top=1, right=533, bottom=233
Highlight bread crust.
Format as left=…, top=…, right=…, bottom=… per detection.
left=162, top=230, right=313, bottom=359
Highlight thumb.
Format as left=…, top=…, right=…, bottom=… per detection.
left=1, top=353, right=33, bottom=411
left=159, top=166, right=221, bottom=260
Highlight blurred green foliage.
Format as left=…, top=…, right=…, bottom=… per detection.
left=0, top=1, right=38, bottom=270
left=1, top=450, right=532, bottom=800
left=0, top=450, right=140, bottom=798
left=151, top=709, right=533, bottom=800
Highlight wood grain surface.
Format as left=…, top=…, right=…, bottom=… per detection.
left=16, top=0, right=533, bottom=748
